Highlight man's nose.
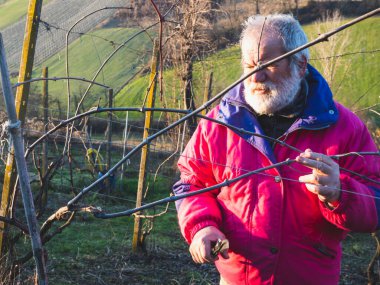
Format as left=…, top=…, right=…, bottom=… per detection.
left=251, top=69, right=266, bottom=83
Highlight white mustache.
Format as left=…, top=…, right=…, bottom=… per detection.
left=243, top=70, right=302, bottom=115
left=248, top=83, right=274, bottom=93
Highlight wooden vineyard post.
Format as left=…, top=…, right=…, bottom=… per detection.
left=106, top=88, right=113, bottom=195
left=0, top=34, right=47, bottom=285
left=0, top=0, right=43, bottom=257
left=201, top=71, right=213, bottom=116
left=132, top=39, right=159, bottom=252
left=41, top=67, right=48, bottom=210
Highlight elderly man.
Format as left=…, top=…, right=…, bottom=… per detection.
left=173, top=14, right=379, bottom=285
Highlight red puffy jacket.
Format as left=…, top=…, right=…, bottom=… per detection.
left=174, top=66, right=379, bottom=285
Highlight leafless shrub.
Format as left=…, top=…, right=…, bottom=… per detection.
left=311, top=11, right=352, bottom=97
left=163, top=0, right=218, bottom=135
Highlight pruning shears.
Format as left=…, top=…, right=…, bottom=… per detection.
left=211, top=238, right=229, bottom=257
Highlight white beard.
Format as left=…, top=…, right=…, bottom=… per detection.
left=243, top=69, right=302, bottom=115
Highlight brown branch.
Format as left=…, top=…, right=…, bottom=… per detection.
left=94, top=159, right=294, bottom=219
left=32, top=148, right=42, bottom=184
left=13, top=205, right=101, bottom=267
left=370, top=109, right=380, bottom=117
left=40, top=205, right=101, bottom=237
left=350, top=81, right=379, bottom=109
left=133, top=201, right=170, bottom=218
left=340, top=167, right=380, bottom=186
left=0, top=216, right=28, bottom=234
left=12, top=76, right=110, bottom=89
left=354, top=103, right=380, bottom=113
left=310, top=48, right=380, bottom=61
left=148, top=0, right=181, bottom=113
left=41, top=212, right=76, bottom=245
left=367, top=231, right=380, bottom=285
left=257, top=16, right=267, bottom=65
left=332, top=151, right=380, bottom=159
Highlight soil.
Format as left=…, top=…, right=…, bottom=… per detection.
left=40, top=232, right=377, bottom=285
left=12, top=192, right=380, bottom=285
left=45, top=245, right=220, bottom=285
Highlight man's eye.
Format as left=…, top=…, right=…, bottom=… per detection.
left=267, top=63, right=278, bottom=70
left=244, top=64, right=256, bottom=69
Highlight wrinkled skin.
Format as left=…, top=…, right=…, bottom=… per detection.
left=189, top=226, right=229, bottom=264
left=296, top=148, right=341, bottom=205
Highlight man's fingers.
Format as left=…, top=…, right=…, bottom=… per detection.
left=189, top=245, right=199, bottom=263
left=299, top=172, right=331, bottom=186
left=189, top=226, right=227, bottom=264
left=191, top=247, right=208, bottom=263
left=299, top=174, right=340, bottom=202
left=299, top=149, right=336, bottom=166
left=297, top=149, right=341, bottom=203
left=212, top=239, right=230, bottom=260
left=190, top=252, right=199, bottom=263
left=299, top=173, right=314, bottom=183
left=296, top=155, right=332, bottom=174
left=190, top=239, right=216, bottom=263
left=192, top=246, right=220, bottom=263
left=202, top=241, right=215, bottom=262
left=299, top=174, right=320, bottom=193
left=299, top=173, right=331, bottom=189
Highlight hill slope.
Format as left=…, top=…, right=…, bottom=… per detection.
left=32, top=27, right=154, bottom=111
left=0, top=0, right=29, bottom=30
left=115, top=17, right=379, bottom=120
left=1, top=0, right=127, bottom=73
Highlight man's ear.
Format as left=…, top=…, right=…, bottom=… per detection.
left=298, top=56, right=308, bottom=77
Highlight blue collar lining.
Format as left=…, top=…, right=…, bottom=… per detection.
left=217, top=65, right=339, bottom=163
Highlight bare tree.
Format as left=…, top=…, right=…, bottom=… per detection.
left=166, top=0, right=217, bottom=133
left=254, top=0, right=260, bottom=14
left=294, top=0, right=299, bottom=17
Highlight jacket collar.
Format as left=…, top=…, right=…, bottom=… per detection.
left=217, top=64, right=339, bottom=162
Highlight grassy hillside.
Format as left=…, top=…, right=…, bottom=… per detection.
left=32, top=27, right=154, bottom=111
left=114, top=47, right=242, bottom=119
left=304, top=17, right=380, bottom=109
left=0, top=0, right=29, bottom=30
left=115, top=17, right=379, bottom=120
left=0, top=0, right=55, bottom=30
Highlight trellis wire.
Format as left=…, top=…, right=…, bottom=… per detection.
left=0, top=4, right=378, bottom=282
left=0, top=0, right=126, bottom=73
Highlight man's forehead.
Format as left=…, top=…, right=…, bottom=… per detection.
left=242, top=33, right=285, bottom=61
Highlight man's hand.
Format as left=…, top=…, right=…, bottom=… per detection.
left=296, top=149, right=341, bottom=206
left=189, top=226, right=229, bottom=263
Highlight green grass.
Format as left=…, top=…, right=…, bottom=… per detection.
left=45, top=214, right=133, bottom=255
left=32, top=27, right=154, bottom=111
left=17, top=172, right=181, bottom=272
left=0, top=0, right=54, bottom=30
left=304, top=17, right=380, bottom=109
left=114, top=46, right=242, bottom=120
left=0, top=0, right=29, bottom=30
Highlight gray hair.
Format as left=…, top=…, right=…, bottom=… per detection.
left=240, top=14, right=309, bottom=71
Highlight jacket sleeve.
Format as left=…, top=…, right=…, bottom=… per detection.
left=173, top=119, right=222, bottom=243
left=319, top=116, right=379, bottom=232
